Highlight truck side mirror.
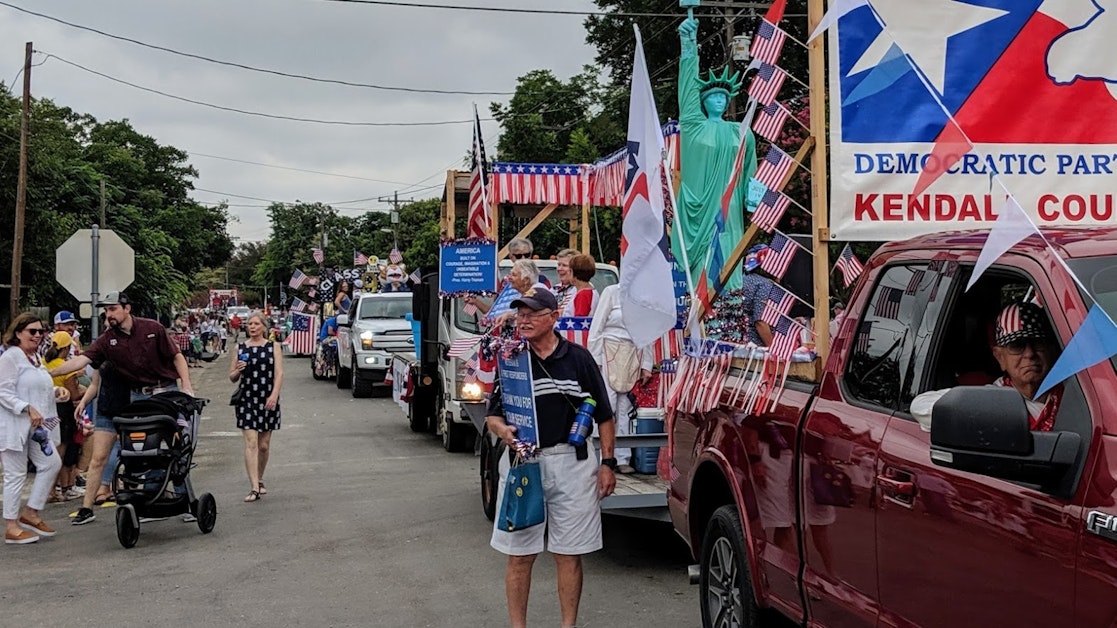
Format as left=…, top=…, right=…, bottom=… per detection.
left=336, top=314, right=350, bottom=326
left=929, top=387, right=1079, bottom=488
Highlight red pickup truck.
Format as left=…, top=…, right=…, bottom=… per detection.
left=669, top=228, right=1117, bottom=627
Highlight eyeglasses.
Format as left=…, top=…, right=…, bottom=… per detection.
left=509, top=252, right=529, bottom=260
left=24, top=328, right=46, bottom=336
left=1002, top=338, right=1053, bottom=355
left=517, top=309, right=554, bottom=320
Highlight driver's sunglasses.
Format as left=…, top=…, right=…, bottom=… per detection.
left=1002, top=338, right=1053, bottom=355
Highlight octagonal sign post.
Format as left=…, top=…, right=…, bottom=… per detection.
left=56, top=225, right=134, bottom=339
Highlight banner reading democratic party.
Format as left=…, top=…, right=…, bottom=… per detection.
left=829, top=2, right=1117, bottom=240
left=496, top=351, right=538, bottom=446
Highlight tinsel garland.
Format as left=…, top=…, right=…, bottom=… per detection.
left=703, top=289, right=754, bottom=345
left=440, top=236, right=496, bottom=246
left=479, top=320, right=528, bottom=360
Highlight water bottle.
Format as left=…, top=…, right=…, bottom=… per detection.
left=239, top=350, right=249, bottom=363
left=31, top=426, right=53, bottom=456
left=567, top=398, right=597, bottom=447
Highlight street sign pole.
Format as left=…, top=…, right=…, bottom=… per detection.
left=91, top=224, right=100, bottom=341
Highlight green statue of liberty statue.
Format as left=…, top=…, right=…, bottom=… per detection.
left=673, top=14, right=757, bottom=292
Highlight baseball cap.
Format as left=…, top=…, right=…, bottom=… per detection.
left=53, top=310, right=77, bottom=325
left=994, top=302, right=1053, bottom=346
left=50, top=331, right=73, bottom=349
left=511, top=287, right=558, bottom=312
left=97, top=291, right=131, bottom=307
left=743, top=244, right=769, bottom=273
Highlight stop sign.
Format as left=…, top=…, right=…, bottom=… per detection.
left=56, top=228, right=135, bottom=301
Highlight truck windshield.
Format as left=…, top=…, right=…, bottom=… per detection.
left=1065, top=255, right=1117, bottom=370
left=357, top=297, right=411, bottom=320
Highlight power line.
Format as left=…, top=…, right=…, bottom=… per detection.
left=187, top=152, right=418, bottom=185
left=37, top=52, right=484, bottom=127
left=320, top=0, right=680, bottom=17
left=0, top=0, right=513, bottom=96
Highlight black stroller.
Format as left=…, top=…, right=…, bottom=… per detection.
left=110, top=391, right=217, bottom=548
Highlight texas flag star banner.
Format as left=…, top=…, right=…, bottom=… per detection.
left=829, top=0, right=1117, bottom=240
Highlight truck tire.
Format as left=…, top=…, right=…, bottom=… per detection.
left=479, top=435, right=503, bottom=521
left=700, top=505, right=758, bottom=628
left=337, top=358, right=352, bottom=389
left=351, top=359, right=373, bottom=398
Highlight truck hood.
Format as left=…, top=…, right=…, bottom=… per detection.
left=351, top=319, right=414, bottom=353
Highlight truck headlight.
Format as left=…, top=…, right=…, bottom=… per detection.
left=359, top=330, right=374, bottom=350
left=460, top=381, right=484, bottom=401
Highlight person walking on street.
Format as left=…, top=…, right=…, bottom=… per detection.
left=230, top=312, right=284, bottom=502
left=485, top=288, right=617, bottom=628
left=44, top=331, right=84, bottom=501
left=50, top=291, right=194, bottom=525
left=0, top=314, right=64, bottom=544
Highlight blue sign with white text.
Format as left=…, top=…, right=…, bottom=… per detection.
left=497, top=351, right=537, bottom=446
left=439, top=241, right=498, bottom=295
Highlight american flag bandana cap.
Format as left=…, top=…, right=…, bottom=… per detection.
left=994, top=302, right=1052, bottom=346
left=744, top=244, right=769, bottom=272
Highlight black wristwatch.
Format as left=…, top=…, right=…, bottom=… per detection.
left=600, top=457, right=618, bottom=471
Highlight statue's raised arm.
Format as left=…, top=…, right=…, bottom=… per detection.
left=678, top=16, right=703, bottom=125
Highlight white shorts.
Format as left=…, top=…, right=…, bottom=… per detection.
left=490, top=442, right=603, bottom=556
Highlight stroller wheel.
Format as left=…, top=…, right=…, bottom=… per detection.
left=116, top=505, right=139, bottom=549
left=196, top=493, right=217, bottom=534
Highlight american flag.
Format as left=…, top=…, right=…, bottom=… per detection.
left=289, top=269, right=309, bottom=289
left=749, top=20, right=787, bottom=66
left=752, top=100, right=790, bottom=143
left=491, top=163, right=585, bottom=206
left=747, top=62, right=786, bottom=107
left=835, top=244, right=864, bottom=289
left=760, top=300, right=786, bottom=328
left=468, top=104, right=491, bottom=238
left=557, top=316, right=593, bottom=347
left=874, top=287, right=903, bottom=320
left=752, top=188, right=789, bottom=232
left=409, top=268, right=421, bottom=283
left=290, top=297, right=308, bottom=313
left=760, top=232, right=799, bottom=281
left=755, top=146, right=794, bottom=190
left=389, top=247, right=403, bottom=264
left=462, top=301, right=478, bottom=316
left=769, top=313, right=800, bottom=361
left=284, top=312, right=315, bottom=355
left=312, top=248, right=324, bottom=265
left=905, top=269, right=926, bottom=296
left=307, top=287, right=317, bottom=299
left=446, top=336, right=481, bottom=359
left=854, top=321, right=873, bottom=354
left=763, top=284, right=795, bottom=320
left=929, top=260, right=958, bottom=301
left=354, top=251, right=369, bottom=266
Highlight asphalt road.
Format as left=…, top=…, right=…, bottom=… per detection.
left=1, top=352, right=701, bottom=628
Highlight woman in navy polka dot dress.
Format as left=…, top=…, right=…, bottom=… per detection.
left=229, top=312, right=284, bottom=503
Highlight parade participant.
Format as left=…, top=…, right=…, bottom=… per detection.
left=740, top=244, right=778, bottom=346
left=507, top=237, right=550, bottom=287
left=230, top=312, right=284, bottom=502
left=229, top=312, right=243, bottom=342
left=485, top=288, right=617, bottom=628
left=674, top=14, right=757, bottom=291
left=911, top=302, right=1062, bottom=431
left=560, top=254, right=599, bottom=318
left=50, top=291, right=194, bottom=525
left=0, top=314, right=64, bottom=544
left=52, top=311, right=82, bottom=354
left=44, top=331, right=84, bottom=501
left=334, top=280, right=353, bottom=316
left=554, top=248, right=578, bottom=311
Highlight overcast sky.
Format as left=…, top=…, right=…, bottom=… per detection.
left=0, top=0, right=604, bottom=242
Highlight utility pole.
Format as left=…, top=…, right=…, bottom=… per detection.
left=377, top=191, right=415, bottom=250
left=700, top=2, right=767, bottom=119
left=9, top=42, right=31, bottom=320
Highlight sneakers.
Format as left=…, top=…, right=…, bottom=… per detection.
left=71, top=508, right=96, bottom=525
left=63, top=486, right=86, bottom=500
left=616, top=464, right=637, bottom=475
left=5, top=529, right=38, bottom=544
left=182, top=513, right=197, bottom=523
left=75, top=475, right=87, bottom=488
left=47, top=488, right=65, bottom=503
left=139, top=516, right=169, bottom=523
left=18, top=517, right=56, bottom=537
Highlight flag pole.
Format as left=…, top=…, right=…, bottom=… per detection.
left=808, top=0, right=831, bottom=368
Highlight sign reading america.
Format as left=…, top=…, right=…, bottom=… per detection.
left=829, top=1, right=1117, bottom=240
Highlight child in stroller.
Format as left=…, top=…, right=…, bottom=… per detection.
left=110, top=391, right=217, bottom=548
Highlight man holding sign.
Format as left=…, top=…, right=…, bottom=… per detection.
left=484, top=287, right=617, bottom=628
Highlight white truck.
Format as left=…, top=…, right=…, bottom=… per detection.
left=336, top=292, right=414, bottom=398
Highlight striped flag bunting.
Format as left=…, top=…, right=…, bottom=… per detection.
left=752, top=100, right=790, bottom=142
left=446, top=336, right=481, bottom=359
left=749, top=20, right=787, bottom=66
left=467, top=104, right=491, bottom=238
left=874, top=287, right=902, bottom=320
left=747, top=62, right=786, bottom=107
left=759, top=232, right=800, bottom=281
left=289, top=269, right=309, bottom=289
left=312, top=248, right=324, bottom=265
left=835, top=244, right=864, bottom=289
left=557, top=316, right=593, bottom=348
left=755, top=145, right=794, bottom=190
left=354, top=251, right=369, bottom=266
left=389, top=247, right=404, bottom=264
left=752, top=188, right=790, bottom=232
left=284, top=312, right=315, bottom=355
left=491, top=163, right=585, bottom=206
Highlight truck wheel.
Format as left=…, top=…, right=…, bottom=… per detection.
left=351, top=359, right=373, bottom=398
left=479, top=436, right=502, bottom=521
left=337, top=358, right=352, bottom=389
left=446, top=419, right=477, bottom=453
left=700, top=505, right=758, bottom=628
left=408, top=392, right=429, bottom=433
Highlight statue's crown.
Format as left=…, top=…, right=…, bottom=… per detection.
left=698, top=66, right=742, bottom=97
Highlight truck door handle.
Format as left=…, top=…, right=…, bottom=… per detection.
left=876, top=476, right=915, bottom=497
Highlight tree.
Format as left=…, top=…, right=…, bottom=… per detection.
left=490, top=68, right=603, bottom=163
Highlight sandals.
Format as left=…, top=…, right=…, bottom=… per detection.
left=93, top=492, right=114, bottom=506
left=244, top=490, right=262, bottom=503
left=258, top=481, right=267, bottom=495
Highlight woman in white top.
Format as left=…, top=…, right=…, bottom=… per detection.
left=0, top=313, right=64, bottom=544
left=587, top=285, right=652, bottom=473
